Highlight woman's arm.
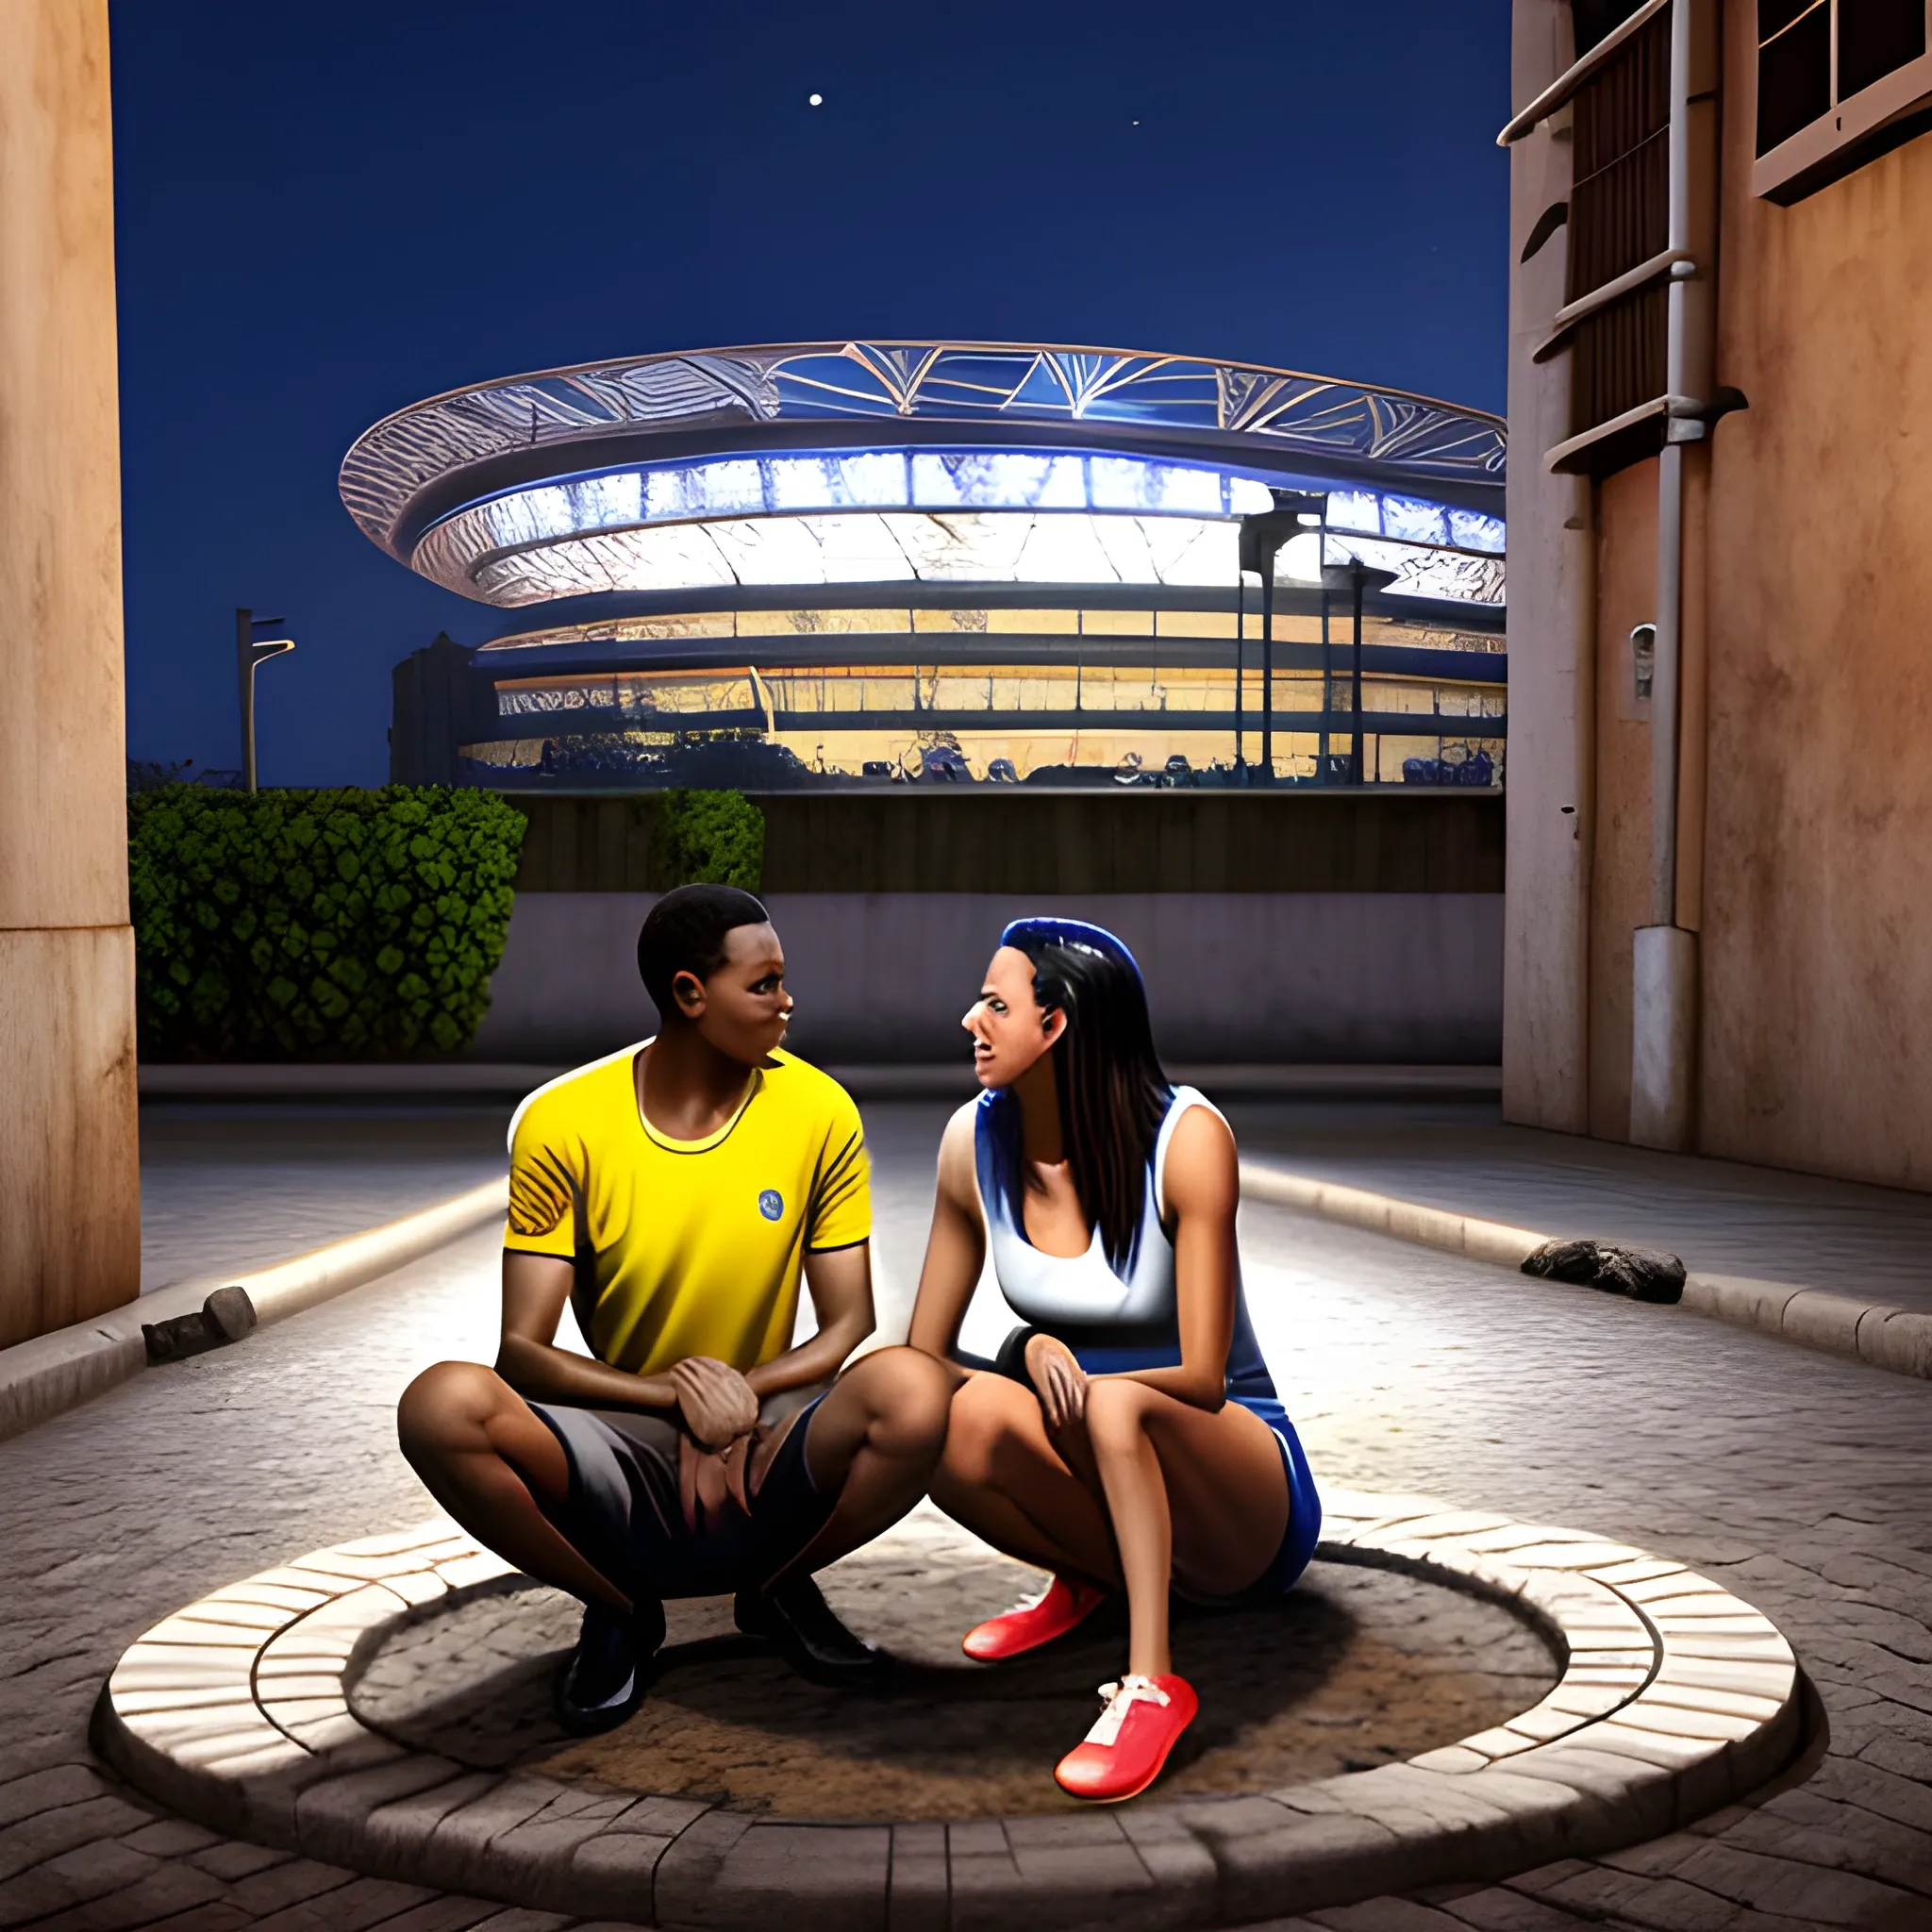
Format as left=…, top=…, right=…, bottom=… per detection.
left=1092, top=1104, right=1238, bottom=1411
left=907, top=1103, right=988, bottom=1364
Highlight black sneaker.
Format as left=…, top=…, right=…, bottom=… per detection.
left=734, top=1573, right=887, bottom=1685
left=555, top=1595, right=665, bottom=1734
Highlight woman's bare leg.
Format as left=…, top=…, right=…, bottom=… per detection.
left=932, top=1371, right=1292, bottom=1676
left=930, top=1373, right=1122, bottom=1587
left=1083, top=1386, right=1175, bottom=1675
left=397, top=1360, right=630, bottom=1610
left=1079, top=1380, right=1291, bottom=1677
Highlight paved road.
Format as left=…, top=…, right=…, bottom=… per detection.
left=1, top=1100, right=1927, bottom=1929
left=139, top=1103, right=514, bottom=1295
left=1227, top=1095, right=1932, bottom=1314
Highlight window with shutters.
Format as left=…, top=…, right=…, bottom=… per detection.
left=1562, top=6, right=1674, bottom=472
left=1755, top=1, right=1932, bottom=201
left=1574, top=0, right=1655, bottom=55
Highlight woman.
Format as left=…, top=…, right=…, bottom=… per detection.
left=908, top=918, right=1322, bottom=1803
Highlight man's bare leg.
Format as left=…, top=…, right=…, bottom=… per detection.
left=396, top=1359, right=630, bottom=1611
left=730, top=1345, right=953, bottom=1676
left=401, top=1348, right=952, bottom=1686
left=777, top=1343, right=955, bottom=1575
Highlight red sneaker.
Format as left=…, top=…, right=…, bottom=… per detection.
left=1053, top=1674, right=1198, bottom=1802
left=962, top=1575, right=1109, bottom=1662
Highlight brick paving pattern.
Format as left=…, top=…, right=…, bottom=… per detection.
left=0, top=1098, right=1926, bottom=1927
left=258, top=1515, right=1567, bottom=1816
left=1227, top=1096, right=1932, bottom=1313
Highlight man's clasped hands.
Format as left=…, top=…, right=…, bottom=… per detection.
left=667, top=1356, right=768, bottom=1530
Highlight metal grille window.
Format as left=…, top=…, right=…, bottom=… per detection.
left=1502, top=0, right=1718, bottom=477
left=1567, top=7, right=1674, bottom=450
left=1574, top=0, right=1656, bottom=53
left=1842, top=0, right=1927, bottom=93
left=1755, top=1, right=1932, bottom=200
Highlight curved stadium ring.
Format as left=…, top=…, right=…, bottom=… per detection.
left=346, top=341, right=1509, bottom=789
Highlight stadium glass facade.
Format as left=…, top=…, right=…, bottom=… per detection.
left=351, top=342, right=1507, bottom=789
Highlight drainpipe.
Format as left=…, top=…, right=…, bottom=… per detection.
left=1629, top=0, right=1717, bottom=1152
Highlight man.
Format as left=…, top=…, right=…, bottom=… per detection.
left=398, top=884, right=953, bottom=1731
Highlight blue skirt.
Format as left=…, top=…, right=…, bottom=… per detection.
left=1233, top=1395, right=1324, bottom=1593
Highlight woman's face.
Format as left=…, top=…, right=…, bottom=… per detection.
left=963, top=944, right=1065, bottom=1089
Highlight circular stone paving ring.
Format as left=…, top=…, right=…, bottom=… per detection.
left=93, top=1489, right=1805, bottom=1928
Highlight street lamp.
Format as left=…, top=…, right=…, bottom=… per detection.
left=1237, top=491, right=1326, bottom=784
left=1315, top=559, right=1397, bottom=783
left=236, top=608, right=295, bottom=793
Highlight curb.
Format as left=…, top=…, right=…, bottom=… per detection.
left=0, top=1178, right=508, bottom=1443
left=1238, top=1162, right=1932, bottom=1382
left=140, top=1061, right=1503, bottom=1104
left=141, top=1064, right=564, bottom=1099
left=93, top=1493, right=1803, bottom=1929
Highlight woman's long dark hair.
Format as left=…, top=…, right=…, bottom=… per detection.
left=985, top=918, right=1173, bottom=1275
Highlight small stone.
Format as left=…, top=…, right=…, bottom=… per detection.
left=1522, top=1239, right=1687, bottom=1304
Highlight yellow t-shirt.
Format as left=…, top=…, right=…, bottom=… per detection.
left=504, top=1042, right=870, bottom=1376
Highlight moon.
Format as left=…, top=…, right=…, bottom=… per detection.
left=808, top=92, right=824, bottom=107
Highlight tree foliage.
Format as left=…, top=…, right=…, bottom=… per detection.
left=129, top=786, right=526, bottom=1059
left=647, top=789, right=765, bottom=890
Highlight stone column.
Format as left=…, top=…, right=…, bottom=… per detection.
left=0, top=0, right=141, bottom=1348
left=1501, top=0, right=1595, bottom=1133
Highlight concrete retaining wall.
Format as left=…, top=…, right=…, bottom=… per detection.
left=471, top=891, right=1504, bottom=1065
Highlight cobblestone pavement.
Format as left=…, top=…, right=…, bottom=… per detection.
left=139, top=1103, right=514, bottom=1295
left=2, top=1100, right=1928, bottom=1928
left=1228, top=1096, right=1932, bottom=1313
left=350, top=1524, right=1557, bottom=1819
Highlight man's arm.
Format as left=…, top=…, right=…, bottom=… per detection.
left=744, top=1240, right=875, bottom=1399
left=497, top=1237, right=873, bottom=1409
left=494, top=1251, right=685, bottom=1412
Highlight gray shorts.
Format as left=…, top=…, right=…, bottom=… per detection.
left=527, top=1391, right=832, bottom=1603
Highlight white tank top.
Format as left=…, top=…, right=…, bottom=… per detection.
left=974, top=1085, right=1223, bottom=1329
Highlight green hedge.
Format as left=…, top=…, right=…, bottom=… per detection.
left=130, top=787, right=526, bottom=1059
left=648, top=788, right=765, bottom=890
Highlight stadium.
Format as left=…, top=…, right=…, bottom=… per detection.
left=346, top=341, right=1507, bottom=788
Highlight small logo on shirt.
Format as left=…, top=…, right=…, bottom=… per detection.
left=758, top=1189, right=785, bottom=1222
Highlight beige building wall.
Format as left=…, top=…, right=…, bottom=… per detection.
left=1585, top=461, right=1657, bottom=1143
left=0, top=0, right=141, bottom=1346
left=1695, top=20, right=1932, bottom=1189
left=1507, top=0, right=1932, bottom=1191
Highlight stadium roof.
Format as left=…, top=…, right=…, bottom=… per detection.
left=341, top=341, right=1507, bottom=610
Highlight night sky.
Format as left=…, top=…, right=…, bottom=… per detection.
left=110, top=1, right=1512, bottom=788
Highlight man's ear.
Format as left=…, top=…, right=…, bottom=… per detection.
left=672, top=969, right=707, bottom=1018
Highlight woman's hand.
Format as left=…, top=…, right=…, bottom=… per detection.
left=1024, top=1331, right=1089, bottom=1431
left=671, top=1357, right=758, bottom=1450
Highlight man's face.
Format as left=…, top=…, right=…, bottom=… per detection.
left=673, top=921, right=793, bottom=1064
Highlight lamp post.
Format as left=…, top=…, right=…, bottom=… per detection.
left=1232, top=577, right=1244, bottom=778
left=236, top=608, right=296, bottom=793
left=1316, top=561, right=1397, bottom=782
left=1238, top=491, right=1326, bottom=785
